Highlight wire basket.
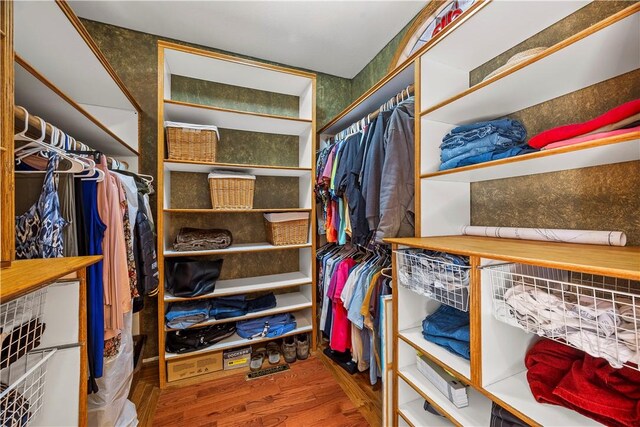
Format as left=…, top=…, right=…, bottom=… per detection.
left=0, top=349, right=56, bottom=426
left=0, top=289, right=47, bottom=370
left=486, top=263, right=640, bottom=371
left=395, top=249, right=471, bottom=312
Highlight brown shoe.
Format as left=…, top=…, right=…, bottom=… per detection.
left=296, top=334, right=309, bottom=360
left=282, top=336, right=297, bottom=363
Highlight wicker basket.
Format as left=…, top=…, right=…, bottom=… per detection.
left=208, top=172, right=255, bottom=209
left=165, top=121, right=218, bottom=162
left=264, top=213, right=310, bottom=246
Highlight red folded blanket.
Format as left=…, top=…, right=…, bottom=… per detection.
left=529, top=99, right=640, bottom=149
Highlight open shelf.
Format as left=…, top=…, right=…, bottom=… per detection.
left=164, top=100, right=312, bottom=136
left=421, top=134, right=639, bottom=182
left=398, top=397, right=452, bottom=427
left=164, top=208, right=311, bottom=214
left=164, top=271, right=312, bottom=302
left=399, top=327, right=471, bottom=381
left=163, top=159, right=311, bottom=177
left=163, top=242, right=312, bottom=257
left=484, top=371, right=602, bottom=427
left=164, top=313, right=313, bottom=360
left=421, top=8, right=639, bottom=123
left=15, top=59, right=137, bottom=157
left=165, top=291, right=312, bottom=331
left=386, top=236, right=640, bottom=280
left=399, top=365, right=492, bottom=427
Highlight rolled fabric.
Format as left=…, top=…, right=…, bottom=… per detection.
left=461, top=226, right=627, bottom=246
left=173, top=227, right=232, bottom=251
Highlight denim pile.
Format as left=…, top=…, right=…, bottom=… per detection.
left=165, top=292, right=277, bottom=329
left=422, top=305, right=470, bottom=360
left=439, top=118, right=530, bottom=170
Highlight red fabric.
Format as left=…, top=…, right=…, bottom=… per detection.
left=329, top=258, right=356, bottom=352
left=529, top=99, right=640, bottom=149
left=526, top=339, right=640, bottom=427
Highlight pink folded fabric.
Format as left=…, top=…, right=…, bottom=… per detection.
left=542, top=126, right=640, bottom=150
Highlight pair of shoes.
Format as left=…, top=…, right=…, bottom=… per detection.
left=250, top=347, right=266, bottom=371
left=282, top=334, right=309, bottom=363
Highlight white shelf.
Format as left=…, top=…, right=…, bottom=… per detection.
left=399, top=398, right=452, bottom=427
left=165, top=292, right=312, bottom=331
left=164, top=272, right=312, bottom=302
left=163, top=242, right=312, bottom=257
left=164, top=100, right=312, bottom=136
left=399, top=327, right=471, bottom=381
left=165, top=313, right=313, bottom=360
left=399, top=365, right=492, bottom=427
left=423, top=11, right=639, bottom=123
left=164, top=160, right=311, bottom=177
left=164, top=47, right=313, bottom=98
left=15, top=62, right=137, bottom=157
left=484, top=371, right=602, bottom=427
left=422, top=136, right=640, bottom=182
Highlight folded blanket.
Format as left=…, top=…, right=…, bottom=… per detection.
left=173, top=228, right=232, bottom=252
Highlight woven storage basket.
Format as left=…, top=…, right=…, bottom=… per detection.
left=165, top=121, right=219, bottom=162
left=264, top=213, right=310, bottom=246
left=208, top=171, right=255, bottom=209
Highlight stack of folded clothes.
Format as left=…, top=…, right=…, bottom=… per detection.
left=422, top=305, right=470, bottom=360
left=172, top=228, right=232, bottom=252
left=490, top=402, right=529, bottom=427
left=165, top=300, right=210, bottom=329
left=531, top=99, right=640, bottom=150
left=439, top=118, right=530, bottom=170
left=526, top=338, right=640, bottom=427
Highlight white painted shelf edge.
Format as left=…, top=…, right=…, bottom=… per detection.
left=398, top=397, right=452, bottom=427
left=163, top=160, right=312, bottom=177
left=163, top=242, right=312, bottom=257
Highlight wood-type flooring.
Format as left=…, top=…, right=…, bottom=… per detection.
left=129, top=354, right=381, bottom=426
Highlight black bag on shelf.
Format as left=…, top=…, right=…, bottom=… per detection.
left=165, top=323, right=237, bottom=354
left=165, top=257, right=223, bottom=298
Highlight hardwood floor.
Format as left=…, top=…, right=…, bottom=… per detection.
left=129, top=354, right=381, bottom=426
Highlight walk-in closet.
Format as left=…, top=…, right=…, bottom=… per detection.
left=0, top=1, right=638, bottom=426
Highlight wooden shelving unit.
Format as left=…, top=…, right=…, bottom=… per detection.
left=157, top=41, right=316, bottom=387
left=391, top=2, right=640, bottom=426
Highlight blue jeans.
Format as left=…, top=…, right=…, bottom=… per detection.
left=422, top=332, right=470, bottom=360
left=441, top=119, right=526, bottom=148
left=440, top=146, right=528, bottom=170
left=422, top=305, right=470, bottom=359
left=165, top=300, right=210, bottom=329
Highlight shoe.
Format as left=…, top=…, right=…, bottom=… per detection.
left=296, top=334, right=309, bottom=360
left=250, top=347, right=266, bottom=371
left=266, top=342, right=281, bottom=365
left=282, top=336, right=297, bottom=363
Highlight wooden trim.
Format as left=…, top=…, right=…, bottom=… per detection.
left=397, top=410, right=416, bottom=427
left=391, top=243, right=400, bottom=427
left=397, top=371, right=463, bottom=427
left=15, top=55, right=139, bottom=156
left=157, top=40, right=317, bottom=80
left=164, top=99, right=313, bottom=123
left=164, top=208, right=312, bottom=214
left=0, top=0, right=14, bottom=266
left=413, top=57, right=421, bottom=237
left=398, top=334, right=471, bottom=385
left=469, top=256, right=482, bottom=387
left=310, top=76, right=318, bottom=352
left=420, top=2, right=640, bottom=117
left=164, top=280, right=312, bottom=303
left=163, top=159, right=312, bottom=171
left=77, top=267, right=88, bottom=427
left=421, top=131, right=640, bottom=179
left=474, top=386, right=542, bottom=427
left=157, top=43, right=167, bottom=390
left=55, top=0, right=142, bottom=113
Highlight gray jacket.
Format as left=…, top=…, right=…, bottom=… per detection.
left=375, top=98, right=415, bottom=242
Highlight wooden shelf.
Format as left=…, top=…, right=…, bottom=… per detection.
left=165, top=292, right=311, bottom=331
left=386, top=236, right=640, bottom=280
left=484, top=371, right=601, bottom=427
left=164, top=208, right=311, bottom=214
left=163, top=159, right=311, bottom=177
left=165, top=313, right=313, bottom=360
left=399, top=328, right=471, bottom=382
left=164, top=271, right=312, bottom=302
left=0, top=256, right=102, bottom=302
left=398, top=365, right=492, bottom=426
left=164, top=99, right=312, bottom=136
left=421, top=7, right=639, bottom=123
left=421, top=133, right=640, bottom=182
left=163, top=242, right=312, bottom=257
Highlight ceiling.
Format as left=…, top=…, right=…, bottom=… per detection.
left=69, top=1, right=427, bottom=79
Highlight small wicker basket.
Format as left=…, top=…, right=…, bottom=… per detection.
left=208, top=171, right=255, bottom=210
left=165, top=121, right=219, bottom=162
left=264, top=213, right=310, bottom=246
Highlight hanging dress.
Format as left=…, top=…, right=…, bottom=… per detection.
left=15, top=154, right=68, bottom=259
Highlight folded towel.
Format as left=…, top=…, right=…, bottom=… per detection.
left=173, top=228, right=233, bottom=252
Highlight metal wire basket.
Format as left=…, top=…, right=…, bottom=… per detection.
left=395, top=249, right=471, bottom=312
left=486, top=263, right=640, bottom=371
